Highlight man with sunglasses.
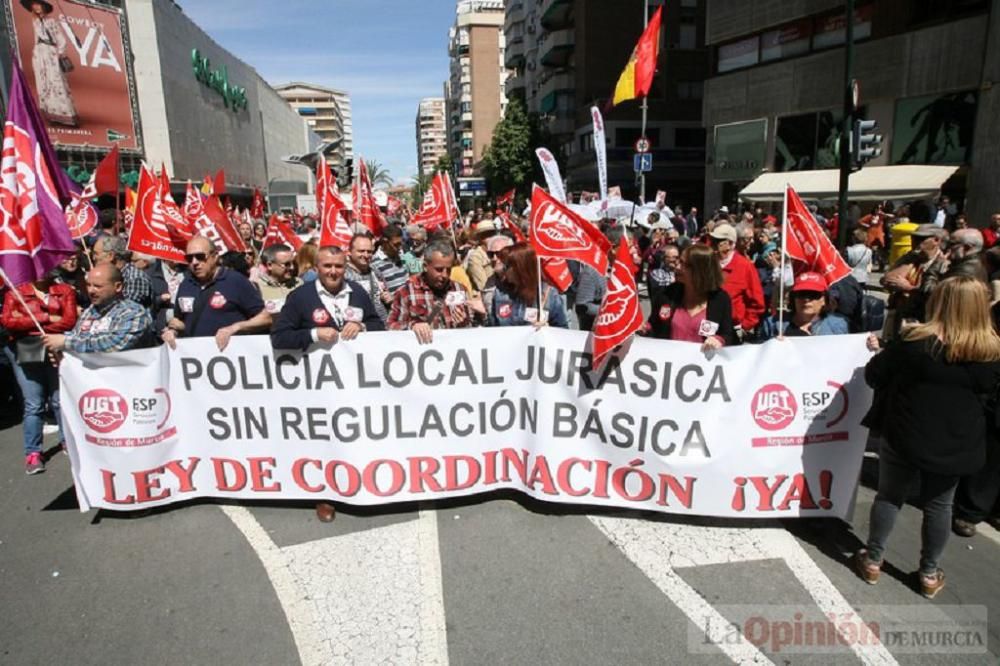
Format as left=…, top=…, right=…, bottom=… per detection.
left=709, top=223, right=764, bottom=343
left=253, top=243, right=301, bottom=315
left=162, top=236, right=271, bottom=351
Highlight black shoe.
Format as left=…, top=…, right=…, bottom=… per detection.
left=952, top=518, right=977, bottom=537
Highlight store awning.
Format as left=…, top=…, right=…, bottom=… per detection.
left=738, top=165, right=961, bottom=202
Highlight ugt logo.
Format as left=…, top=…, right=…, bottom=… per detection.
left=751, top=384, right=798, bottom=431
left=79, top=388, right=129, bottom=433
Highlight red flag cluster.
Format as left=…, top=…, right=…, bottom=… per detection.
left=412, top=172, right=458, bottom=232
left=316, top=155, right=351, bottom=248
left=352, top=158, right=387, bottom=235
left=262, top=214, right=303, bottom=251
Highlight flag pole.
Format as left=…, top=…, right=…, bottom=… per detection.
left=0, top=267, right=47, bottom=336
left=638, top=0, right=649, bottom=204
left=778, top=184, right=789, bottom=335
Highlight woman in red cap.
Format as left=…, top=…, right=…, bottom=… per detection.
left=781, top=272, right=849, bottom=337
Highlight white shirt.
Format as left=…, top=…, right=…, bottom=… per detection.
left=310, top=279, right=353, bottom=342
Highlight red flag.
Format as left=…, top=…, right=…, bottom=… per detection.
left=496, top=188, right=516, bottom=210
left=316, top=155, right=351, bottom=248
left=158, top=172, right=194, bottom=248
left=202, top=195, right=247, bottom=253
left=213, top=169, right=226, bottom=196
left=93, top=144, right=119, bottom=196
left=183, top=180, right=206, bottom=227
left=498, top=211, right=525, bottom=242
left=412, top=172, right=457, bottom=232
left=251, top=187, right=265, bottom=219
left=499, top=211, right=570, bottom=291
left=386, top=195, right=404, bottom=218
left=128, top=165, right=186, bottom=262
left=352, top=158, right=387, bottom=235
left=529, top=185, right=610, bottom=275
left=783, top=185, right=851, bottom=285
left=64, top=196, right=98, bottom=239
left=591, top=239, right=644, bottom=367
left=262, top=214, right=303, bottom=251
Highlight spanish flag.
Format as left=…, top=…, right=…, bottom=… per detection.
left=611, top=5, right=662, bottom=107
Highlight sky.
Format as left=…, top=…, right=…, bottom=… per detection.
left=178, top=0, right=457, bottom=186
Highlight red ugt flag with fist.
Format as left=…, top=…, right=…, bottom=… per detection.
left=591, top=239, right=644, bottom=367
left=784, top=184, right=851, bottom=285
left=529, top=185, right=610, bottom=275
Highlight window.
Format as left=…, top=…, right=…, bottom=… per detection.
left=761, top=19, right=810, bottom=61
left=579, top=132, right=593, bottom=152
left=677, top=81, right=703, bottom=100
left=717, top=35, right=759, bottom=72
left=675, top=127, right=706, bottom=148
left=678, top=23, right=697, bottom=49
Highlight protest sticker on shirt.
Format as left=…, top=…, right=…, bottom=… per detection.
left=345, top=307, right=363, bottom=323
left=525, top=307, right=548, bottom=324
left=658, top=305, right=672, bottom=321
left=699, top=319, right=720, bottom=338
left=498, top=303, right=512, bottom=319
left=178, top=297, right=195, bottom=313
left=312, top=308, right=331, bottom=325
left=265, top=300, right=284, bottom=314
left=209, top=293, right=227, bottom=310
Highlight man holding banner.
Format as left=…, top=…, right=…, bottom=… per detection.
left=161, top=237, right=271, bottom=351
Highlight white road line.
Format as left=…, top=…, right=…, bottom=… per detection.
left=221, top=506, right=448, bottom=666
left=417, top=509, right=450, bottom=666
left=591, top=516, right=900, bottom=666
left=219, top=505, right=333, bottom=666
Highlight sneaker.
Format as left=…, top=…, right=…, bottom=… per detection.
left=42, top=424, right=59, bottom=435
left=25, top=452, right=44, bottom=475
left=919, top=569, right=946, bottom=599
left=854, top=549, right=881, bottom=585
left=952, top=518, right=977, bottom=537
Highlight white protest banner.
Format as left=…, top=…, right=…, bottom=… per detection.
left=535, top=148, right=567, bottom=204
left=60, top=330, right=873, bottom=518
left=590, top=106, right=608, bottom=206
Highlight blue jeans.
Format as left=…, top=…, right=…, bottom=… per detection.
left=866, top=444, right=959, bottom=575
left=8, top=352, right=62, bottom=456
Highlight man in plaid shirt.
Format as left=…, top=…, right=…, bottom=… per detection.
left=387, top=240, right=482, bottom=343
left=43, top=264, right=152, bottom=354
left=93, top=235, right=154, bottom=309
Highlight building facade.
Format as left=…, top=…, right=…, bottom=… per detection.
left=703, top=0, right=999, bottom=223
left=274, top=82, right=349, bottom=169
left=416, top=97, right=447, bottom=176
left=446, top=0, right=507, bottom=177
left=504, top=0, right=709, bottom=207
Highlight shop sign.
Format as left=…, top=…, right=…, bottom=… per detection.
left=192, top=49, right=248, bottom=112
left=713, top=119, right=767, bottom=182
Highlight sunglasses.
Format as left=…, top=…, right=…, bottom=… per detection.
left=487, top=251, right=500, bottom=259
left=185, top=252, right=213, bottom=263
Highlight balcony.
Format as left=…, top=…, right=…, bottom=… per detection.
left=504, top=2, right=524, bottom=32
left=539, top=28, right=574, bottom=67
left=536, top=69, right=573, bottom=105
left=505, top=37, right=525, bottom=68
left=506, top=72, right=526, bottom=98
left=540, top=0, right=572, bottom=30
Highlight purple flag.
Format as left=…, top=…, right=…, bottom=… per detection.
left=0, top=59, right=75, bottom=287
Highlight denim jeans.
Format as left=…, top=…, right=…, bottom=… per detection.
left=866, top=444, right=959, bottom=575
left=9, top=354, right=62, bottom=456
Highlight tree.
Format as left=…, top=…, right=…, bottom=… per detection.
left=481, top=97, right=553, bottom=197
left=409, top=171, right=432, bottom=209
left=364, top=159, right=394, bottom=187
left=436, top=152, right=454, bottom=176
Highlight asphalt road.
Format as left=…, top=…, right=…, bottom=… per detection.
left=1, top=416, right=999, bottom=666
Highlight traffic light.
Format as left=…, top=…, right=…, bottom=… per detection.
left=852, top=119, right=883, bottom=167
left=337, top=159, right=354, bottom=189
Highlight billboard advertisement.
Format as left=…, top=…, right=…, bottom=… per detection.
left=6, top=0, right=140, bottom=151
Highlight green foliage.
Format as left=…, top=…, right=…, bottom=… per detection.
left=409, top=171, right=432, bottom=209
left=435, top=152, right=454, bottom=175
left=364, top=159, right=394, bottom=187
left=481, top=97, right=554, bottom=197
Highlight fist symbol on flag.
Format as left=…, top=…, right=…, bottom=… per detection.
left=534, top=202, right=590, bottom=253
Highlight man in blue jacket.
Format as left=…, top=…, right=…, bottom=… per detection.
left=270, top=245, right=384, bottom=523
left=271, top=245, right=385, bottom=351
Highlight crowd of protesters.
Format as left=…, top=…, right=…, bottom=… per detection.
left=4, top=191, right=1000, bottom=599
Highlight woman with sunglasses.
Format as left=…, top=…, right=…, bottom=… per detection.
left=487, top=242, right=567, bottom=328
left=646, top=244, right=735, bottom=351
left=781, top=272, right=849, bottom=337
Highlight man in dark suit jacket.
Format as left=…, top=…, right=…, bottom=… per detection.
left=270, top=245, right=384, bottom=524
left=271, top=245, right=385, bottom=351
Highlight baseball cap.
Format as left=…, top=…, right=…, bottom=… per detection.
left=718, top=205, right=729, bottom=214
left=709, top=223, right=737, bottom=244
left=791, top=272, right=828, bottom=293
left=912, top=223, right=946, bottom=239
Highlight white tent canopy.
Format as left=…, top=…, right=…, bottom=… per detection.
left=738, top=165, right=960, bottom=203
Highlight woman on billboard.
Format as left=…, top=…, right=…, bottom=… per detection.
left=21, top=0, right=78, bottom=126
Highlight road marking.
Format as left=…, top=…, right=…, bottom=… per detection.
left=219, top=505, right=332, bottom=665
left=591, top=517, right=899, bottom=666
left=220, top=506, right=448, bottom=666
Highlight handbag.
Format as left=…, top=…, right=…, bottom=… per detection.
left=58, top=55, right=74, bottom=73
left=15, top=336, right=47, bottom=365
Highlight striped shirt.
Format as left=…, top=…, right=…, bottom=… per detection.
left=372, top=249, right=410, bottom=295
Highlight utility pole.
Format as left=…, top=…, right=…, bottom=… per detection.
left=836, top=0, right=855, bottom=250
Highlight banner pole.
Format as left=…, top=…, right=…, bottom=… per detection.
left=778, top=185, right=789, bottom=335
left=536, top=252, right=543, bottom=313
left=0, top=266, right=47, bottom=336
left=638, top=0, right=650, bottom=204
